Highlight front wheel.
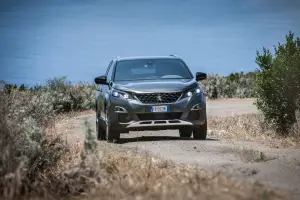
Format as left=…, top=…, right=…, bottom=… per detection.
left=179, top=127, right=193, bottom=138
left=96, top=114, right=106, bottom=140
left=105, top=110, right=120, bottom=143
left=193, top=120, right=207, bottom=140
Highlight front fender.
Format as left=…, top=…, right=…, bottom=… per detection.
left=95, top=91, right=101, bottom=111
left=103, top=90, right=111, bottom=112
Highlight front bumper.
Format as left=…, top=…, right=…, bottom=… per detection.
left=106, top=93, right=206, bottom=132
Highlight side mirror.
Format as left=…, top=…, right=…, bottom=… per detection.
left=195, top=72, right=207, bottom=81
left=94, top=75, right=107, bottom=84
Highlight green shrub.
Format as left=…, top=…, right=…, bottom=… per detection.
left=0, top=88, right=69, bottom=198
left=200, top=72, right=256, bottom=99
left=255, top=31, right=300, bottom=134
left=200, top=74, right=226, bottom=99
left=1, top=76, right=97, bottom=114
left=28, top=76, right=97, bottom=113
left=46, top=77, right=97, bottom=112
left=0, top=77, right=98, bottom=198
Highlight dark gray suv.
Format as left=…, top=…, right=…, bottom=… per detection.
left=94, top=55, right=207, bottom=142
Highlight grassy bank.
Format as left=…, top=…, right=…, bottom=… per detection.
left=0, top=77, right=287, bottom=200
left=208, top=113, right=300, bottom=148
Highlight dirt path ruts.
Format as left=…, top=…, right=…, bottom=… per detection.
left=77, top=99, right=300, bottom=200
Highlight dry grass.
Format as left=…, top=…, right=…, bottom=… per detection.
left=0, top=83, right=294, bottom=200
left=207, top=98, right=256, bottom=102
left=74, top=145, right=285, bottom=200
left=0, top=110, right=288, bottom=200
left=208, top=113, right=300, bottom=148
left=0, top=87, right=82, bottom=200
left=221, top=147, right=274, bottom=163
left=44, top=136, right=285, bottom=200
left=10, top=114, right=284, bottom=200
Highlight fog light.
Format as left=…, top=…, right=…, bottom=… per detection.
left=115, top=106, right=127, bottom=113
left=191, top=104, right=202, bottom=110
left=118, top=113, right=131, bottom=123
left=187, top=110, right=200, bottom=120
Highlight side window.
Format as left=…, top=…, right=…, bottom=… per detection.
left=106, top=61, right=114, bottom=82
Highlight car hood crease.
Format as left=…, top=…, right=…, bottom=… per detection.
left=113, top=79, right=198, bottom=93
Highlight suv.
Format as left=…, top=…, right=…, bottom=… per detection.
left=94, top=55, right=207, bottom=142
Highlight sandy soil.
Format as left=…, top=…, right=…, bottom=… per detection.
left=73, top=99, right=300, bottom=200
left=207, top=98, right=258, bottom=116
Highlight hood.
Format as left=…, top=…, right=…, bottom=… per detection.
left=112, top=79, right=198, bottom=93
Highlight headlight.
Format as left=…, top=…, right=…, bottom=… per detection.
left=111, top=90, right=132, bottom=99
left=123, top=93, right=129, bottom=99
left=186, top=91, right=193, bottom=97
left=184, top=87, right=203, bottom=98
left=112, top=91, right=120, bottom=97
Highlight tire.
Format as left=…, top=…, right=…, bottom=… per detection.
left=105, top=110, right=120, bottom=143
left=193, top=120, right=207, bottom=140
left=96, top=113, right=106, bottom=140
left=179, top=127, right=193, bottom=138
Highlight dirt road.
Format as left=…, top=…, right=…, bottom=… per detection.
left=76, top=99, right=300, bottom=199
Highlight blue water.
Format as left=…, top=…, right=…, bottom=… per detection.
left=0, top=0, right=299, bottom=86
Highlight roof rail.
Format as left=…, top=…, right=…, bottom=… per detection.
left=169, top=54, right=179, bottom=58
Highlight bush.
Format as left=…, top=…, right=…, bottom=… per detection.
left=41, top=76, right=97, bottom=112
left=7, top=76, right=98, bottom=113
left=0, top=88, right=69, bottom=199
left=0, top=77, right=288, bottom=200
left=200, top=74, right=226, bottom=99
left=255, top=31, right=300, bottom=134
left=200, top=72, right=256, bottom=99
left=0, top=77, right=97, bottom=199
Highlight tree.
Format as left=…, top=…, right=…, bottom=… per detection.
left=255, top=31, right=300, bottom=134
left=19, top=84, right=26, bottom=91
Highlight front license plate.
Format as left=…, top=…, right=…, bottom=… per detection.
left=150, top=105, right=169, bottom=112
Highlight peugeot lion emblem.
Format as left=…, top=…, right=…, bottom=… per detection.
left=157, top=95, right=162, bottom=102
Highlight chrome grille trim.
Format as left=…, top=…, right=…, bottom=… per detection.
left=134, top=92, right=182, bottom=104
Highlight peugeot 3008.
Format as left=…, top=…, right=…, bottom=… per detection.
left=95, top=55, right=207, bottom=142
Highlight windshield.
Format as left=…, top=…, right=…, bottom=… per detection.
left=114, top=58, right=192, bottom=81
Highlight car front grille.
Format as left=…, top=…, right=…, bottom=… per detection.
left=137, top=112, right=183, bottom=120
left=135, top=92, right=182, bottom=104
